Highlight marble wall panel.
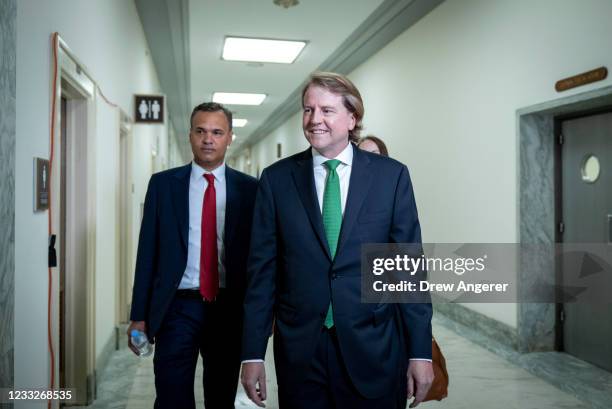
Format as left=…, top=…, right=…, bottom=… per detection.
left=0, top=0, right=16, bottom=391
left=518, top=113, right=557, bottom=352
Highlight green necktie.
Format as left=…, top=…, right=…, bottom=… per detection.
left=322, top=159, right=342, bottom=328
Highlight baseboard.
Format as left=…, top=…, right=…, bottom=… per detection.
left=96, top=327, right=119, bottom=381
left=433, top=300, right=518, bottom=350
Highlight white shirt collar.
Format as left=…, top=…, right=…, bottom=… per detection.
left=311, top=142, right=354, bottom=168
left=190, top=161, right=226, bottom=183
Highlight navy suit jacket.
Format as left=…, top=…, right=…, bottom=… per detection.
left=242, top=145, right=432, bottom=399
left=130, top=163, right=258, bottom=340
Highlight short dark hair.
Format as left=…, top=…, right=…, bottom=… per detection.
left=301, top=72, right=364, bottom=143
left=358, top=135, right=389, bottom=157
left=190, top=102, right=233, bottom=131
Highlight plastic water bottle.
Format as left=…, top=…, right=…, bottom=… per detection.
left=131, top=329, right=152, bottom=357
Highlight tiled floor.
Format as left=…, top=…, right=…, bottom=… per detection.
left=124, top=343, right=277, bottom=409
left=78, top=316, right=596, bottom=409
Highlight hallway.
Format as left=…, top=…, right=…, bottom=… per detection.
left=4, top=2, right=612, bottom=408
left=78, top=315, right=607, bottom=409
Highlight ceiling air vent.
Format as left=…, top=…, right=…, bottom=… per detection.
left=274, top=0, right=299, bottom=9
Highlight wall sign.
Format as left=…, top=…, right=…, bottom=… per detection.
left=34, top=157, right=50, bottom=211
left=134, top=94, right=165, bottom=123
left=555, top=67, right=607, bottom=92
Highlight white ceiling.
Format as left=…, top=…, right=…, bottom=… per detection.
left=136, top=0, right=443, bottom=160
left=188, top=0, right=385, bottom=151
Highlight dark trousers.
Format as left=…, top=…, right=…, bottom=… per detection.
left=278, top=328, right=401, bottom=409
left=153, top=290, right=241, bottom=409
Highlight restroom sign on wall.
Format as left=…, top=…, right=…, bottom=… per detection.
left=134, top=94, right=165, bottom=124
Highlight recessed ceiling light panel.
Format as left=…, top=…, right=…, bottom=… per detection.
left=233, top=118, right=248, bottom=127
left=213, top=92, right=266, bottom=106
left=222, top=37, right=306, bottom=64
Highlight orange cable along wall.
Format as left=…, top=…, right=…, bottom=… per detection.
left=48, top=32, right=119, bottom=408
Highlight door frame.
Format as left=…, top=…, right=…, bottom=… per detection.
left=52, top=35, right=97, bottom=405
left=117, top=111, right=133, bottom=324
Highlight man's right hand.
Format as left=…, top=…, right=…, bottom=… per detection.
left=241, top=362, right=267, bottom=407
left=127, top=321, right=147, bottom=356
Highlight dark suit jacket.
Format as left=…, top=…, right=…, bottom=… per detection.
left=130, top=163, right=258, bottom=340
left=242, top=145, right=432, bottom=399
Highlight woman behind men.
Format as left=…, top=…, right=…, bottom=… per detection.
left=358, top=134, right=389, bottom=156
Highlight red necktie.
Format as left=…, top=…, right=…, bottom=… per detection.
left=200, top=173, right=218, bottom=301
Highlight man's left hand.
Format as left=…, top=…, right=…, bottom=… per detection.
left=407, top=360, right=434, bottom=408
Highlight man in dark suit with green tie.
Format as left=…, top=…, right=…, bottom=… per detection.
left=241, top=72, right=433, bottom=408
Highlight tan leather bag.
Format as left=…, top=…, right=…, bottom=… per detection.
left=424, top=337, right=449, bottom=401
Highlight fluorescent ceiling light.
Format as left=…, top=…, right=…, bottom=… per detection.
left=223, top=37, right=306, bottom=64
left=213, top=92, right=266, bottom=106
left=233, top=118, right=248, bottom=127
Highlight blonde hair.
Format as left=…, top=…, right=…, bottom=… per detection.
left=301, top=72, right=364, bottom=143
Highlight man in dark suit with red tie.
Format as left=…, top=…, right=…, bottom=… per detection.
left=128, top=102, right=258, bottom=409
left=241, top=72, right=433, bottom=408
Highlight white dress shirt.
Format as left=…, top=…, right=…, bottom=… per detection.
left=312, top=142, right=353, bottom=214
left=178, top=161, right=227, bottom=289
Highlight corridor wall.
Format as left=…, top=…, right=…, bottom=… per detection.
left=15, top=0, right=177, bottom=400
left=94, top=94, right=120, bottom=363
left=240, top=0, right=612, bottom=329
left=250, top=113, right=309, bottom=178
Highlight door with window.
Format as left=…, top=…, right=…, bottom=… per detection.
left=560, top=111, right=612, bottom=372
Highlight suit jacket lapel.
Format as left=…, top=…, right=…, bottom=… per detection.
left=171, top=163, right=191, bottom=251
left=292, top=149, right=332, bottom=261
left=337, top=145, right=372, bottom=256
left=224, top=166, right=239, bottom=248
